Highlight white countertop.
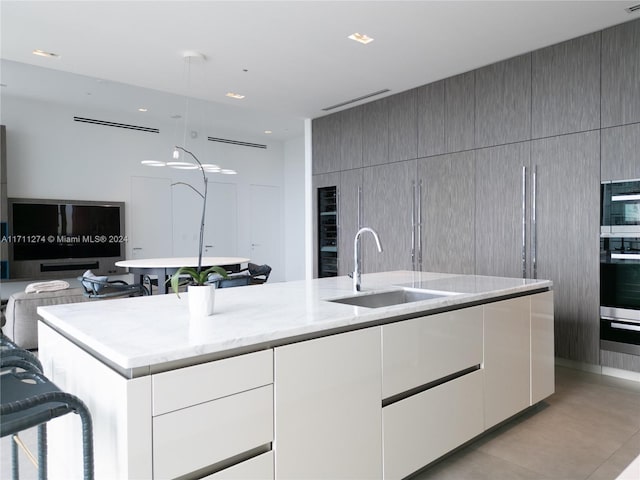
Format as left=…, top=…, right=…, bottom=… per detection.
left=38, top=271, right=552, bottom=378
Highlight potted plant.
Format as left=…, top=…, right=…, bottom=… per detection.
left=171, top=266, right=229, bottom=317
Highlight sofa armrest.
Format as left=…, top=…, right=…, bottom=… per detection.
left=4, top=288, right=89, bottom=349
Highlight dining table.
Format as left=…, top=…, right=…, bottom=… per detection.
left=115, top=256, right=250, bottom=294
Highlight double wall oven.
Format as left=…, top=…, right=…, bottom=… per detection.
left=600, top=179, right=640, bottom=356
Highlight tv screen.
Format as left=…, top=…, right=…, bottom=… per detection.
left=9, top=199, right=124, bottom=261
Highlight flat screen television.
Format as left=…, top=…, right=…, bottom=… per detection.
left=7, top=198, right=126, bottom=279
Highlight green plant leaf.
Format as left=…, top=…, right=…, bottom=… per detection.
left=170, top=265, right=229, bottom=297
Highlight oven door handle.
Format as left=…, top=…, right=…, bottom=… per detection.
left=612, top=194, right=640, bottom=201
left=611, top=253, right=640, bottom=260
left=611, top=322, right=640, bottom=332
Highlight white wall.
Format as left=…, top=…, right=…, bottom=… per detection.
left=1, top=92, right=305, bottom=284
left=284, top=136, right=305, bottom=281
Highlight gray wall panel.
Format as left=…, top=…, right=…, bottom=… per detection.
left=600, top=349, right=640, bottom=373
left=532, top=131, right=600, bottom=364
left=338, top=168, right=363, bottom=276
left=388, top=89, right=418, bottom=163
left=362, top=161, right=416, bottom=273
left=475, top=54, right=531, bottom=148
left=445, top=72, right=475, bottom=153
left=339, top=106, right=363, bottom=170
left=602, top=123, right=640, bottom=181
left=532, top=32, right=600, bottom=138
left=312, top=115, right=341, bottom=174
left=602, top=19, right=640, bottom=128
left=362, top=98, right=389, bottom=167
left=417, top=81, right=445, bottom=158
left=475, top=142, right=530, bottom=278
left=418, top=151, right=475, bottom=274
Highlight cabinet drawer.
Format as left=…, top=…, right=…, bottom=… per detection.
left=382, top=306, right=482, bottom=398
left=203, top=451, right=273, bottom=480
left=383, top=370, right=484, bottom=480
left=153, top=385, right=273, bottom=480
left=152, top=349, right=272, bottom=415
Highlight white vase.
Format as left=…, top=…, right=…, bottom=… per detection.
left=188, top=284, right=216, bottom=317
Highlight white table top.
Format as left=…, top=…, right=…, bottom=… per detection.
left=38, top=271, right=552, bottom=378
left=115, top=257, right=250, bottom=268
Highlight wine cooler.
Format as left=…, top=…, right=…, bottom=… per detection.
left=318, top=186, right=338, bottom=277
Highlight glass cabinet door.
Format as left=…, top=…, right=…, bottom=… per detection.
left=318, top=186, right=338, bottom=277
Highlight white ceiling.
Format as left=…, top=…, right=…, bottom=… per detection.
left=1, top=1, right=639, bottom=141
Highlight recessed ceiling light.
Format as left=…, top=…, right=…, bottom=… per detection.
left=226, top=92, right=245, bottom=99
left=138, top=108, right=148, bottom=112
left=264, top=130, right=272, bottom=134
left=348, top=33, right=374, bottom=45
left=32, top=49, right=60, bottom=58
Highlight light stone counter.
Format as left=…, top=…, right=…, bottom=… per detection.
left=38, top=270, right=552, bottom=378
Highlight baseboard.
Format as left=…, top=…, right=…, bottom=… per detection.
left=601, top=366, right=640, bottom=383
left=555, top=357, right=602, bottom=374
left=555, top=357, right=640, bottom=383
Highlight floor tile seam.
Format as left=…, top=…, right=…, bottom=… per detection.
left=475, top=448, right=555, bottom=479
left=583, top=427, right=640, bottom=480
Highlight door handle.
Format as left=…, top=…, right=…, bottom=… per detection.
left=532, top=165, right=537, bottom=280
left=522, top=166, right=527, bottom=279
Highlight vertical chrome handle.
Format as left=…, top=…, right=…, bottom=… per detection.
left=411, top=181, right=416, bottom=270
left=417, top=180, right=423, bottom=271
left=521, top=166, right=527, bottom=279
left=357, top=185, right=362, bottom=270
left=532, top=165, right=537, bottom=279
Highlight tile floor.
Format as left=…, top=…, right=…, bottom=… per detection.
left=2, top=366, right=639, bottom=480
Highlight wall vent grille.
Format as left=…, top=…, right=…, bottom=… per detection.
left=73, top=117, right=160, bottom=134
left=322, top=89, right=391, bottom=111
left=207, top=137, right=267, bottom=149
left=626, top=4, right=640, bottom=12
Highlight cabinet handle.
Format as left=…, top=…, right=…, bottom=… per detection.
left=357, top=185, right=362, bottom=269
left=417, top=180, right=423, bottom=270
left=611, top=253, right=640, bottom=260
left=522, top=166, right=527, bottom=279
left=532, top=165, right=537, bottom=280
left=411, top=180, right=416, bottom=270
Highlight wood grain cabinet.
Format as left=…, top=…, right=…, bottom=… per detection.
left=475, top=54, right=531, bottom=148
left=475, top=142, right=530, bottom=278
left=388, top=88, right=418, bottom=162
left=445, top=71, right=475, bottom=153
left=362, top=97, right=389, bottom=167
left=601, top=123, right=640, bottom=182
left=602, top=18, right=640, bottom=128
left=338, top=168, right=363, bottom=276
left=311, top=114, right=341, bottom=175
left=532, top=32, right=600, bottom=138
left=362, top=160, right=416, bottom=273
left=274, top=327, right=382, bottom=479
left=339, top=106, right=363, bottom=170
left=418, top=151, right=475, bottom=274
left=532, top=131, right=600, bottom=364
left=417, top=80, right=445, bottom=158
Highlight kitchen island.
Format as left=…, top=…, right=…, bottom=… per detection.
left=38, top=271, right=554, bottom=480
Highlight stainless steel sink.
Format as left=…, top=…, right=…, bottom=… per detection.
left=327, top=288, right=458, bottom=309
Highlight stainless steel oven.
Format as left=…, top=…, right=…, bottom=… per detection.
left=601, top=179, right=640, bottom=235
left=600, top=235, right=640, bottom=356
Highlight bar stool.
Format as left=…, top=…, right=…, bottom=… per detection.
left=0, top=335, right=94, bottom=480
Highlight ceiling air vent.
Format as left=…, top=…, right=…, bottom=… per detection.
left=73, top=117, right=159, bottom=134
left=207, top=137, right=267, bottom=149
left=626, top=3, right=640, bottom=13
left=322, top=89, right=391, bottom=112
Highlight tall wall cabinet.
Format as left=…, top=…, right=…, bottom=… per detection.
left=312, top=18, right=640, bottom=367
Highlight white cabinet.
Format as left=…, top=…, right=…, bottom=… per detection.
left=152, top=350, right=274, bottom=479
left=531, top=291, right=555, bottom=404
left=483, top=296, right=531, bottom=429
left=274, top=327, right=382, bottom=479
left=382, top=306, right=483, bottom=399
left=383, top=370, right=484, bottom=480
left=153, top=385, right=273, bottom=479
left=205, top=452, right=274, bottom=479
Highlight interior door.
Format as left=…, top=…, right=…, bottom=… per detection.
left=204, top=182, right=238, bottom=257
left=250, top=184, right=283, bottom=282
left=130, top=176, right=172, bottom=259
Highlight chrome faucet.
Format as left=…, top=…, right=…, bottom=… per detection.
left=353, top=227, right=383, bottom=292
